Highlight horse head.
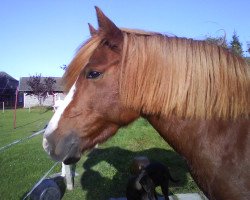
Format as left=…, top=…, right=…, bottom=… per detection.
left=43, top=7, right=139, bottom=164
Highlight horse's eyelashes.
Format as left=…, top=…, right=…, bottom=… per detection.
left=103, top=40, right=110, bottom=46
left=103, top=40, right=118, bottom=50
left=86, top=71, right=102, bottom=79
left=111, top=44, right=118, bottom=49
left=101, top=40, right=110, bottom=47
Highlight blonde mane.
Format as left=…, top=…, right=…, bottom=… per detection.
left=120, top=30, right=249, bottom=119
left=64, top=29, right=250, bottom=120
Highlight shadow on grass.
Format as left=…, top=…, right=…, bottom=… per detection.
left=81, top=147, right=189, bottom=200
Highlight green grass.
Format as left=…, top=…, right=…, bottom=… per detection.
left=0, top=107, right=52, bottom=146
left=0, top=109, right=200, bottom=200
left=0, top=108, right=60, bottom=199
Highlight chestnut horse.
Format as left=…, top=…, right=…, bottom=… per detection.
left=43, top=7, right=250, bottom=200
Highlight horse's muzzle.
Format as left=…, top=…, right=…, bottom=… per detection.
left=43, top=133, right=81, bottom=164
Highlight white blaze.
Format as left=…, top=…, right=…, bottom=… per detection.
left=44, top=83, right=76, bottom=137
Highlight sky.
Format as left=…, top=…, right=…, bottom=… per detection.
left=0, top=0, right=249, bottom=80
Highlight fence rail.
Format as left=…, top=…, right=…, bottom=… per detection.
left=0, top=129, right=45, bottom=152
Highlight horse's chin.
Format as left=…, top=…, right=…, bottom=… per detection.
left=62, top=140, right=100, bottom=164
left=63, top=155, right=81, bottom=165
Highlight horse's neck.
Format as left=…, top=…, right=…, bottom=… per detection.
left=146, top=115, right=250, bottom=199
left=146, top=116, right=198, bottom=157
left=146, top=116, right=243, bottom=159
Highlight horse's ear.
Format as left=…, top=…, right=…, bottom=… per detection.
left=88, top=23, right=97, bottom=36
left=95, top=6, right=122, bottom=41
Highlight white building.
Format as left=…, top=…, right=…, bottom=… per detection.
left=19, top=77, right=66, bottom=108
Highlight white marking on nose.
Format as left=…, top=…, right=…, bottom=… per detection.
left=44, top=83, right=76, bottom=137
left=43, top=137, right=51, bottom=154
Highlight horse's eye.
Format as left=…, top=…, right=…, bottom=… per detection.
left=86, top=71, right=102, bottom=79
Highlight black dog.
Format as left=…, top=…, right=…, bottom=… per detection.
left=126, top=171, right=157, bottom=200
left=126, top=162, right=178, bottom=200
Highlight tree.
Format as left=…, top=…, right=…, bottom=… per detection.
left=26, top=74, right=44, bottom=105
left=26, top=74, right=56, bottom=106
left=44, top=77, right=56, bottom=95
left=247, top=42, right=250, bottom=55
left=205, top=35, right=228, bottom=48
left=229, top=31, right=243, bottom=57
left=60, top=64, right=68, bottom=71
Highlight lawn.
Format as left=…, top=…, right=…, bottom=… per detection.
left=0, top=108, right=200, bottom=199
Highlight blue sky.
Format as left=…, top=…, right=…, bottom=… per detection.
left=1, top=0, right=249, bottom=80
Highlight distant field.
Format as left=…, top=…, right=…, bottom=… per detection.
left=0, top=108, right=199, bottom=199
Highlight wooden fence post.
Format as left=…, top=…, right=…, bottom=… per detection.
left=13, top=87, right=18, bottom=129
left=62, top=163, right=74, bottom=190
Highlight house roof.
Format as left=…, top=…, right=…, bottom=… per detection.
left=19, top=77, right=64, bottom=92
left=0, top=72, right=18, bottom=92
